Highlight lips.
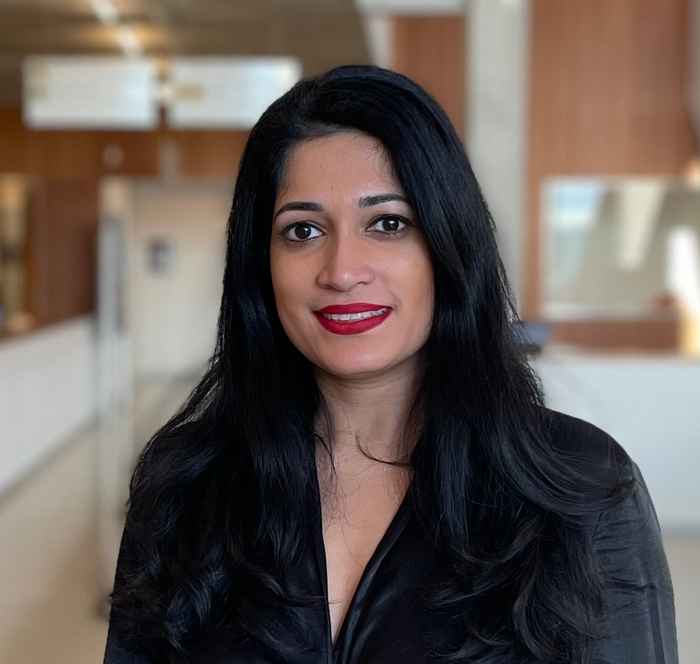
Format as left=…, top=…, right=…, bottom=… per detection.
left=314, top=308, right=391, bottom=335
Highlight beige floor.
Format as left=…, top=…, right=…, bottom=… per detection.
left=1, top=391, right=698, bottom=663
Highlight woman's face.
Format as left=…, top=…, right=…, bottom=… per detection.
left=270, top=131, right=434, bottom=380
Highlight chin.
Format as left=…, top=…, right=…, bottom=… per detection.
left=316, top=353, right=403, bottom=379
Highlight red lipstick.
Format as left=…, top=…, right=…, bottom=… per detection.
left=314, top=302, right=392, bottom=335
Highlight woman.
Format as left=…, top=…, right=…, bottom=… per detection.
left=104, top=65, right=678, bottom=663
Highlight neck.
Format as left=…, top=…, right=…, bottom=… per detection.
left=313, top=353, right=425, bottom=472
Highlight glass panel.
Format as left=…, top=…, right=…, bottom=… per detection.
left=542, top=177, right=700, bottom=321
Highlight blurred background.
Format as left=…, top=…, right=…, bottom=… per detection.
left=0, top=0, right=698, bottom=661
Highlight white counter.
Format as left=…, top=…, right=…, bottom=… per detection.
left=534, top=348, right=700, bottom=531
left=0, top=316, right=97, bottom=495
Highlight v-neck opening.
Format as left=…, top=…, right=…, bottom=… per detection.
left=313, top=474, right=413, bottom=659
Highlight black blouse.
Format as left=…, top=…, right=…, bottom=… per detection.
left=103, top=410, right=679, bottom=663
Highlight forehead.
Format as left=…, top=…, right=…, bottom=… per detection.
left=277, top=132, right=402, bottom=199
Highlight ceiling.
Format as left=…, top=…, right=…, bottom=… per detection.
left=0, top=0, right=372, bottom=106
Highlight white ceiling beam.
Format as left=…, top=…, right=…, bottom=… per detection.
left=354, top=0, right=467, bottom=15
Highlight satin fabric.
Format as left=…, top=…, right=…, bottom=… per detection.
left=103, top=410, right=679, bottom=663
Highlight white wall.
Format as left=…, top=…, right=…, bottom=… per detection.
left=0, top=316, right=97, bottom=495
left=467, top=0, right=529, bottom=313
left=535, top=352, right=700, bottom=531
left=129, top=181, right=229, bottom=378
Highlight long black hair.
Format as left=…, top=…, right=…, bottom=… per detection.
left=108, top=65, right=634, bottom=663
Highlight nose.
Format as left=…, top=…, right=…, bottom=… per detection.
left=315, top=230, right=374, bottom=291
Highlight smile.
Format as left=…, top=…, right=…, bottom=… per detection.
left=321, top=308, right=389, bottom=321
left=314, top=308, right=391, bottom=335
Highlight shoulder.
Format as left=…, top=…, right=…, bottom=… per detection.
left=535, top=412, right=678, bottom=658
left=538, top=411, right=668, bottom=567
left=539, top=406, right=635, bottom=481
left=538, top=406, right=653, bottom=534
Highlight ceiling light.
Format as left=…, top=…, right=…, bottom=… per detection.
left=116, top=27, right=142, bottom=56
left=90, top=0, right=118, bottom=24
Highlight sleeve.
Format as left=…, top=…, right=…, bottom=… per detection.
left=592, top=460, right=679, bottom=664
left=102, top=521, right=153, bottom=664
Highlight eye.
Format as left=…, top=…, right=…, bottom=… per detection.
left=281, top=222, right=324, bottom=243
left=368, top=215, right=410, bottom=235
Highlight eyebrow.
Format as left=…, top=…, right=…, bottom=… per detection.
left=273, top=193, right=409, bottom=221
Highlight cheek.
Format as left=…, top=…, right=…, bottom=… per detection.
left=270, top=250, right=288, bottom=297
left=404, top=252, right=434, bottom=309
left=270, top=253, right=306, bottom=318
left=270, top=258, right=289, bottom=323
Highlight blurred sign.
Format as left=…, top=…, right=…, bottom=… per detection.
left=22, top=56, right=158, bottom=129
left=167, top=56, right=302, bottom=128
left=147, top=236, right=175, bottom=275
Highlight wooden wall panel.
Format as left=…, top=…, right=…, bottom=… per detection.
left=23, top=179, right=98, bottom=328
left=24, top=131, right=99, bottom=180
left=0, top=108, right=27, bottom=172
left=94, top=131, right=160, bottom=176
left=0, top=108, right=248, bottom=180
left=391, top=15, right=466, bottom=138
left=164, top=130, right=248, bottom=179
left=0, top=108, right=248, bottom=340
left=550, top=318, right=681, bottom=352
left=526, top=0, right=697, bottom=321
